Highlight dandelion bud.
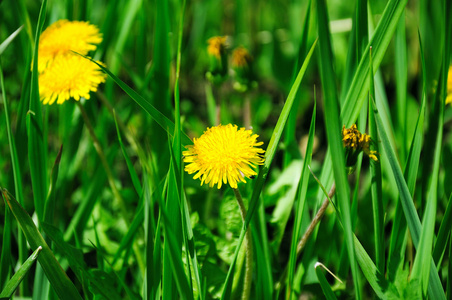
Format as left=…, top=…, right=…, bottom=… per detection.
left=232, top=46, right=255, bottom=92
left=206, top=36, right=228, bottom=84
left=342, top=124, right=378, bottom=174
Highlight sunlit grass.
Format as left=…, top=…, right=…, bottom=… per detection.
left=0, top=0, right=451, bottom=299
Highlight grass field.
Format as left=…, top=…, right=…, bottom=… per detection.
left=0, top=0, right=451, bottom=299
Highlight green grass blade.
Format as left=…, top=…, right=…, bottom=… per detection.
left=114, top=113, right=142, bottom=197
left=433, top=193, right=452, bottom=264
left=368, top=48, right=384, bottom=273
left=0, top=26, right=23, bottom=55
left=394, top=12, right=408, bottom=162
left=0, top=246, right=42, bottom=300
left=2, top=190, right=82, bottom=300
left=43, top=145, right=63, bottom=225
left=316, top=0, right=360, bottom=298
left=27, top=0, right=48, bottom=221
left=354, top=236, right=400, bottom=299
left=0, top=204, right=11, bottom=291
left=220, top=38, right=317, bottom=300
left=80, top=55, right=193, bottom=146
left=287, top=102, right=316, bottom=295
left=371, top=94, right=446, bottom=300
left=315, top=263, right=338, bottom=300
left=341, top=0, right=408, bottom=125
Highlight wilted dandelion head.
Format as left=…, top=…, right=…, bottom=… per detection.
left=447, top=66, right=452, bottom=105
left=183, top=124, right=265, bottom=189
left=207, top=36, right=228, bottom=59
left=37, top=20, right=106, bottom=105
left=39, top=55, right=106, bottom=105
left=38, top=20, right=102, bottom=72
left=342, top=124, right=378, bottom=173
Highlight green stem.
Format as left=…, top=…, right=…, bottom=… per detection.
left=233, top=188, right=253, bottom=300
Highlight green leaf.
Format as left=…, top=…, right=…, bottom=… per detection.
left=2, top=190, right=82, bottom=300
left=316, top=0, right=360, bottom=298
left=220, top=38, right=317, bottom=300
left=27, top=0, right=48, bottom=221
left=0, top=246, right=42, bottom=300
left=288, top=102, right=316, bottom=294
left=0, top=26, right=23, bottom=55
left=371, top=92, right=445, bottom=300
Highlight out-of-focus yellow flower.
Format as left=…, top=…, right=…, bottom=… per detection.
left=38, top=20, right=102, bottom=72
left=206, top=36, right=228, bottom=84
left=183, top=124, right=265, bottom=189
left=446, top=66, right=452, bottom=105
left=39, top=55, right=106, bottom=105
left=37, top=20, right=105, bottom=105
left=342, top=124, right=378, bottom=174
left=232, top=46, right=255, bottom=92
left=207, top=36, right=228, bottom=59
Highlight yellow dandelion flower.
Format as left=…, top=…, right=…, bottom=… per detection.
left=342, top=124, right=378, bottom=173
left=447, top=65, right=452, bottom=105
left=207, top=36, right=228, bottom=59
left=183, top=124, right=265, bottom=189
left=39, top=54, right=106, bottom=105
left=232, top=47, right=252, bottom=68
left=38, top=20, right=102, bottom=72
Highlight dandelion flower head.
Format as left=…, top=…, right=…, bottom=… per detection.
left=39, top=55, right=106, bottom=105
left=342, top=124, right=378, bottom=162
left=183, top=124, right=265, bottom=189
left=207, top=36, right=228, bottom=59
left=38, top=19, right=106, bottom=105
left=232, top=47, right=253, bottom=68
left=38, top=20, right=102, bottom=72
left=447, top=65, right=452, bottom=105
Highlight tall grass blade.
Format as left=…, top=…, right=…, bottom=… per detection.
left=368, top=48, right=384, bottom=273
left=287, top=102, right=316, bottom=296
left=317, top=0, right=360, bottom=298
left=27, top=0, right=48, bottom=221
left=220, top=39, right=317, bottom=300
left=371, top=93, right=446, bottom=300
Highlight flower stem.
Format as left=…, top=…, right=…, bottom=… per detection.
left=244, top=93, right=251, bottom=129
left=233, top=188, right=253, bottom=300
left=275, top=182, right=336, bottom=291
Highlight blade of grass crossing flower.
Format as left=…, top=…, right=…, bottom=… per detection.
left=341, top=0, right=408, bottom=126
left=27, top=0, right=48, bottom=222
left=287, top=102, right=316, bottom=297
left=368, top=48, right=384, bottom=273
left=317, top=0, right=360, bottom=298
left=371, top=95, right=446, bottom=300
left=0, top=246, right=42, bottom=300
left=81, top=56, right=193, bottom=146
left=2, top=190, right=82, bottom=300
left=314, top=264, right=338, bottom=300
left=220, top=39, right=317, bottom=300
